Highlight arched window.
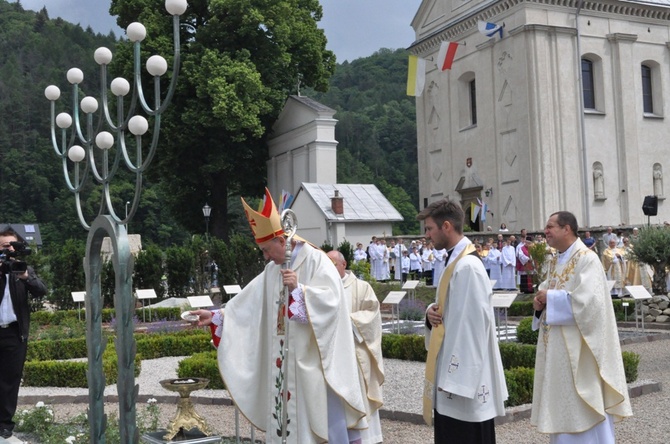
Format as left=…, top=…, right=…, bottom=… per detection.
left=641, top=64, right=653, bottom=114
left=582, top=59, right=595, bottom=109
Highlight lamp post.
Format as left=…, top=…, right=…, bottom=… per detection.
left=202, top=203, right=211, bottom=240
left=44, top=1, right=187, bottom=442
left=125, top=200, right=130, bottom=232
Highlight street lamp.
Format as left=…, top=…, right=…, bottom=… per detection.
left=125, top=201, right=130, bottom=232
left=44, top=1, right=186, bottom=442
left=202, top=203, right=212, bottom=239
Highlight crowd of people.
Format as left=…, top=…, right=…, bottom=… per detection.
left=353, top=237, right=448, bottom=286
left=357, top=224, right=656, bottom=300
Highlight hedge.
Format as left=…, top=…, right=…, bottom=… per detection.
left=20, top=328, right=641, bottom=407
left=23, top=344, right=141, bottom=387
left=177, top=351, right=224, bottom=390
left=30, top=307, right=185, bottom=326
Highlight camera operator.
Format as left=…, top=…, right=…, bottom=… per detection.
left=0, top=229, right=47, bottom=439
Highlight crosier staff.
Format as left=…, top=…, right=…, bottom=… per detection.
left=280, top=209, right=297, bottom=443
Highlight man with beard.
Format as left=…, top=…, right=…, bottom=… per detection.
left=419, top=199, right=508, bottom=443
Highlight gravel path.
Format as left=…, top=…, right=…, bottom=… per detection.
left=12, top=330, right=669, bottom=443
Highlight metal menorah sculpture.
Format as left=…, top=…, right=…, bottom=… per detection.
left=44, top=1, right=187, bottom=442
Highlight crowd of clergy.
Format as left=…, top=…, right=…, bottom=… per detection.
left=355, top=225, right=661, bottom=297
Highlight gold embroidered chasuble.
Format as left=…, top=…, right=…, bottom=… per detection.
left=531, top=239, right=632, bottom=434
left=602, top=247, right=626, bottom=290
left=217, top=243, right=365, bottom=443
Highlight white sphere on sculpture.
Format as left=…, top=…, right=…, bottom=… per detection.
left=128, top=115, right=149, bottom=135
left=67, top=68, right=84, bottom=85
left=56, top=113, right=72, bottom=129
left=44, top=85, right=61, bottom=101
left=165, top=0, right=188, bottom=15
left=126, top=22, right=146, bottom=42
left=80, top=96, right=99, bottom=114
left=68, top=145, right=86, bottom=162
left=94, top=47, right=113, bottom=65
left=95, top=131, right=114, bottom=150
left=146, top=55, right=168, bottom=76
left=110, top=77, right=131, bottom=97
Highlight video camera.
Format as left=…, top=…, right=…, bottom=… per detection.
left=0, top=241, right=31, bottom=274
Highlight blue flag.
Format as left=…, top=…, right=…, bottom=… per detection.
left=478, top=21, right=503, bottom=39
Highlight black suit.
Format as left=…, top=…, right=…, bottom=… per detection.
left=0, top=266, right=47, bottom=432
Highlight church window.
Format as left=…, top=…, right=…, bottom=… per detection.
left=469, top=79, right=477, bottom=125
left=458, top=72, right=477, bottom=130
left=581, top=59, right=595, bottom=109
left=642, top=64, right=653, bottom=114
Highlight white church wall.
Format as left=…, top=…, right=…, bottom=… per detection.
left=412, top=0, right=670, bottom=230
left=290, top=192, right=327, bottom=246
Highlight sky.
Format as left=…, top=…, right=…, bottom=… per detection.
left=10, top=0, right=422, bottom=62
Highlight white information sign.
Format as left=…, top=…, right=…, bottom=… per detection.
left=135, top=289, right=158, bottom=300
left=401, top=280, right=420, bottom=290
left=383, top=291, right=407, bottom=305
left=223, top=285, right=242, bottom=295
left=188, top=295, right=214, bottom=308
left=625, top=285, right=652, bottom=300
left=71, top=291, right=86, bottom=302
left=382, top=291, right=407, bottom=334
left=491, top=293, right=517, bottom=309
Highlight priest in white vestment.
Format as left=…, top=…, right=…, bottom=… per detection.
left=393, top=239, right=408, bottom=281
left=602, top=239, right=627, bottom=298
left=328, top=250, right=384, bottom=444
left=432, top=247, right=447, bottom=285
left=192, top=188, right=366, bottom=443
left=485, top=246, right=503, bottom=288
left=499, top=241, right=517, bottom=290
left=532, top=211, right=632, bottom=443
left=419, top=199, right=508, bottom=443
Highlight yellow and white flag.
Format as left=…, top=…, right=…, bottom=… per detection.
left=406, top=55, right=426, bottom=97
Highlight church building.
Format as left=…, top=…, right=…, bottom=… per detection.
left=409, top=0, right=670, bottom=230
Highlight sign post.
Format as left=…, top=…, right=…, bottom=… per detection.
left=383, top=291, right=407, bottom=333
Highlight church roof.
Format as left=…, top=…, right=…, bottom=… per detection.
left=0, top=223, right=42, bottom=247
left=295, top=183, right=404, bottom=222
left=289, top=95, right=336, bottom=115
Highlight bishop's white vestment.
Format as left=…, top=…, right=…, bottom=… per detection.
left=217, top=243, right=366, bottom=443
left=341, top=271, right=384, bottom=444
left=531, top=239, right=632, bottom=439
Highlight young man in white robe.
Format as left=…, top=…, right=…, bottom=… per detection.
left=419, top=199, right=508, bottom=443
left=353, top=243, right=367, bottom=264
left=500, top=241, right=517, bottom=291
left=421, top=242, right=436, bottom=286
left=393, top=239, right=408, bottom=281
left=191, top=188, right=366, bottom=443
left=432, top=247, right=447, bottom=286
left=327, top=250, right=384, bottom=444
left=532, top=211, right=632, bottom=443
left=485, top=245, right=503, bottom=289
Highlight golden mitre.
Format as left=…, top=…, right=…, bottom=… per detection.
left=241, top=188, right=284, bottom=244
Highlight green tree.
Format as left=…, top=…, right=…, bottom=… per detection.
left=629, top=226, right=670, bottom=295
left=164, top=245, right=195, bottom=298
left=47, top=238, right=85, bottom=309
left=134, top=244, right=166, bottom=299
left=110, top=0, right=336, bottom=240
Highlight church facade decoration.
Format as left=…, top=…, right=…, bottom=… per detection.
left=410, top=0, right=670, bottom=230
